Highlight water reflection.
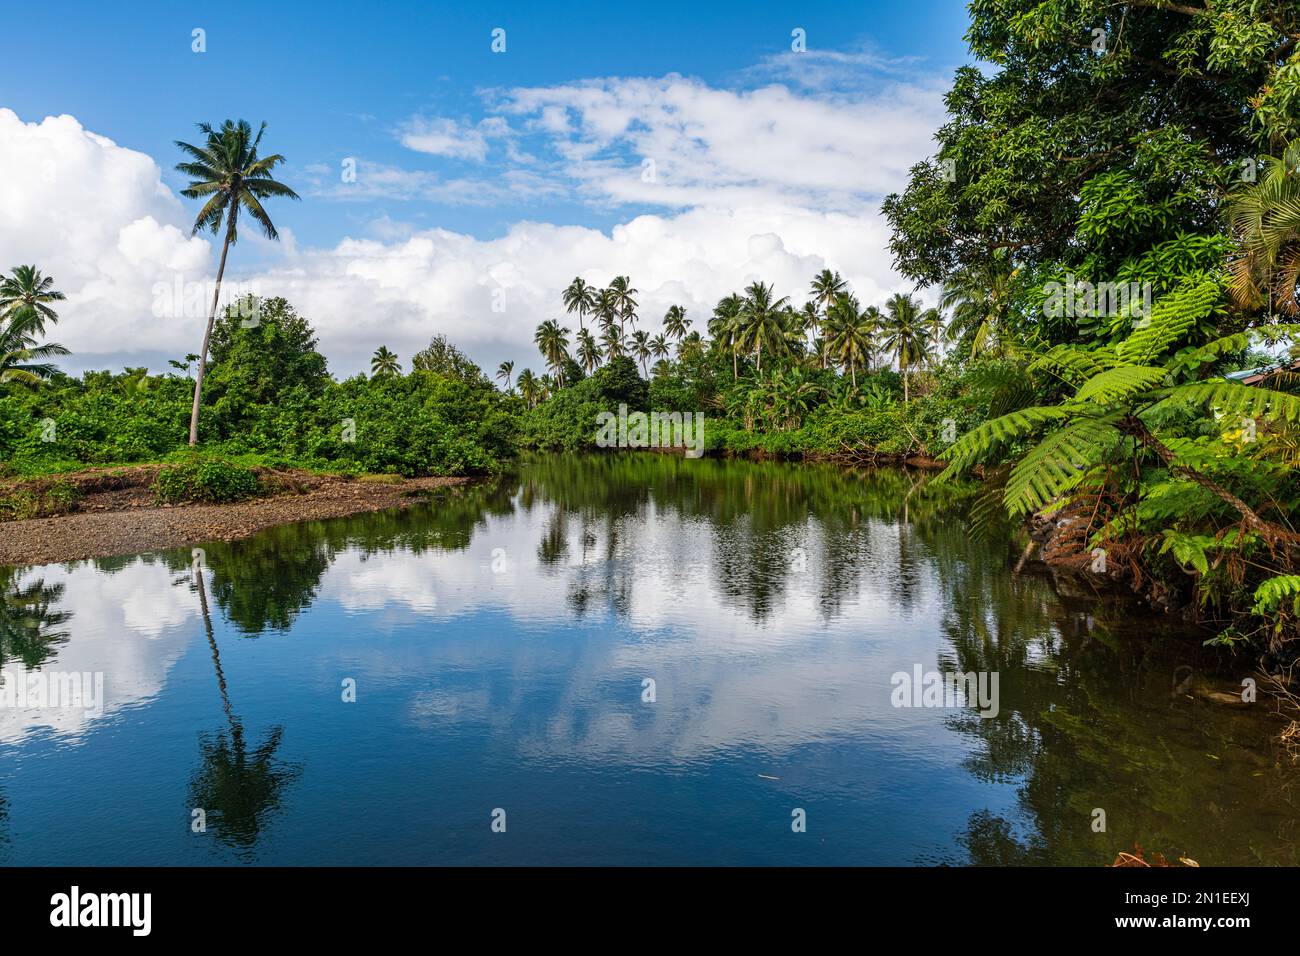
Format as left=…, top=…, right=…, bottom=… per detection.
left=0, top=454, right=1296, bottom=865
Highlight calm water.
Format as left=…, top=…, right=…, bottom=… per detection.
left=1, top=454, right=1297, bottom=866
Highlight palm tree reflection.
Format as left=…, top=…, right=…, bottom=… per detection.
left=187, top=566, right=298, bottom=861
left=0, top=567, right=71, bottom=670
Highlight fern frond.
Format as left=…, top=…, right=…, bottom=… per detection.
left=939, top=406, right=1071, bottom=478
left=1168, top=379, right=1300, bottom=424
left=1075, top=364, right=1168, bottom=405
left=1029, top=345, right=1116, bottom=386
left=1003, top=416, right=1119, bottom=517
left=1118, top=275, right=1222, bottom=364
left=1170, top=323, right=1300, bottom=377
left=1253, top=575, right=1300, bottom=615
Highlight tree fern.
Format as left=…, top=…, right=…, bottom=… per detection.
left=1075, top=364, right=1168, bottom=405
left=1167, top=379, right=1300, bottom=424
left=939, top=406, right=1070, bottom=477
left=1117, top=274, right=1222, bottom=364
left=1002, top=416, right=1119, bottom=517
left=1253, top=575, right=1300, bottom=615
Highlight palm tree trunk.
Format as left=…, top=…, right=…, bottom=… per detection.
left=732, top=346, right=737, bottom=381
left=188, top=209, right=237, bottom=446
left=850, top=357, right=856, bottom=389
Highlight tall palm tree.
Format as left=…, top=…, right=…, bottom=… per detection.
left=809, top=268, right=847, bottom=314
left=823, top=294, right=873, bottom=388
left=677, top=329, right=704, bottom=363
left=370, top=346, right=401, bottom=377
left=940, top=249, right=1019, bottom=357
left=516, top=368, right=539, bottom=408
left=921, top=308, right=945, bottom=367
left=594, top=288, right=619, bottom=334
left=738, top=281, right=791, bottom=374
left=533, top=319, right=570, bottom=386
left=663, top=305, right=691, bottom=340
left=496, top=360, right=514, bottom=390
left=0, top=266, right=65, bottom=335
left=0, top=312, right=69, bottom=384
left=881, top=292, right=931, bottom=403
left=562, top=277, right=597, bottom=331
left=650, top=333, right=670, bottom=362
left=631, top=329, right=653, bottom=376
left=1228, top=142, right=1300, bottom=315
left=175, top=119, right=299, bottom=446
left=709, top=293, right=745, bottom=380
left=608, top=276, right=638, bottom=333
left=576, top=328, right=603, bottom=374
left=600, top=324, right=626, bottom=360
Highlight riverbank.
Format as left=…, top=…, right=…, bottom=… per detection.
left=0, top=466, right=469, bottom=567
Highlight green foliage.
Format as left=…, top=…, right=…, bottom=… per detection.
left=153, top=457, right=261, bottom=504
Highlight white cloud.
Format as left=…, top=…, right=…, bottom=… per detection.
left=398, top=116, right=498, bottom=161
left=0, top=109, right=211, bottom=368
left=0, top=63, right=944, bottom=377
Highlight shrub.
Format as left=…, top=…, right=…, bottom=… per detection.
left=153, top=457, right=261, bottom=504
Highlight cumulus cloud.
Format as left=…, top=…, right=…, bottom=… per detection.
left=0, top=61, right=944, bottom=377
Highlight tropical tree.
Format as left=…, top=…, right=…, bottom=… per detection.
left=517, top=368, right=540, bottom=409
left=710, top=293, right=745, bottom=380
left=575, top=328, right=603, bottom=374
left=370, top=346, right=401, bottom=377
left=940, top=250, right=1020, bottom=358
left=881, top=292, right=930, bottom=402
left=563, top=277, right=598, bottom=330
left=1228, top=142, right=1300, bottom=316
left=0, top=266, right=65, bottom=335
left=594, top=287, right=619, bottom=334
left=600, top=324, right=625, bottom=361
left=608, top=276, right=638, bottom=332
left=738, top=281, right=791, bottom=374
left=650, top=333, right=670, bottom=363
left=175, top=119, right=299, bottom=445
left=496, top=360, right=514, bottom=390
left=823, top=295, right=873, bottom=388
left=631, top=329, right=653, bottom=376
left=0, top=312, right=68, bottom=384
left=664, top=305, right=691, bottom=340
left=534, top=319, right=570, bottom=386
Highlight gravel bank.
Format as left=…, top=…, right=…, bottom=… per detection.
left=0, top=473, right=469, bottom=568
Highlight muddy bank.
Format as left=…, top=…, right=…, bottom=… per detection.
left=0, top=468, right=469, bottom=567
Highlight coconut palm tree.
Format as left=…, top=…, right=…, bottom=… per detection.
left=881, top=292, right=931, bottom=403
left=823, top=294, right=873, bottom=388
left=677, top=330, right=704, bottom=363
left=495, top=360, right=514, bottom=390
left=175, top=120, right=299, bottom=446
left=0, top=266, right=65, bottom=335
left=663, top=305, right=691, bottom=340
left=516, top=368, right=539, bottom=408
left=1228, top=142, right=1300, bottom=315
left=809, top=268, right=847, bottom=314
left=940, top=249, right=1019, bottom=357
left=600, top=324, right=626, bottom=360
left=631, top=329, right=653, bottom=375
left=562, top=277, right=598, bottom=331
left=738, top=281, right=791, bottom=374
left=534, top=319, right=570, bottom=386
left=370, top=346, right=401, bottom=377
left=594, top=287, right=619, bottom=334
left=650, top=333, right=670, bottom=363
left=608, top=276, right=638, bottom=332
left=922, top=308, right=945, bottom=367
left=0, top=312, right=69, bottom=384
left=576, top=328, right=603, bottom=374
left=709, top=293, right=745, bottom=380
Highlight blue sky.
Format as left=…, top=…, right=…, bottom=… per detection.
left=0, top=0, right=972, bottom=374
